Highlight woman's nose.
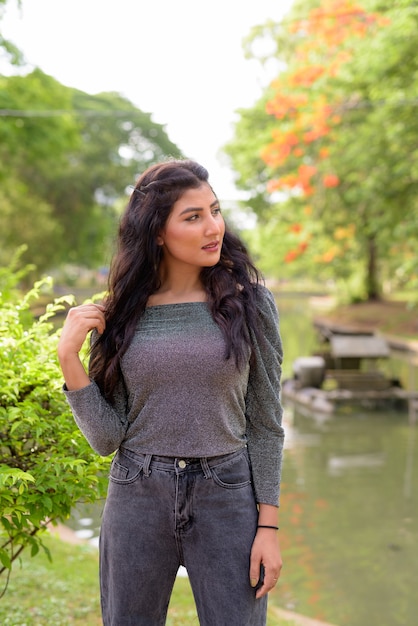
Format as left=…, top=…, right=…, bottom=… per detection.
left=205, top=215, right=222, bottom=235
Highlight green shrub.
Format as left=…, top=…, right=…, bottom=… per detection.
left=0, top=262, right=109, bottom=583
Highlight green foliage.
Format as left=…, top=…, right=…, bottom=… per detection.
left=0, top=68, right=183, bottom=274
left=0, top=0, right=24, bottom=65
left=0, top=262, right=110, bottom=580
left=225, top=0, right=418, bottom=301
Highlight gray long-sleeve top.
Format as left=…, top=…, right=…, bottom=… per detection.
left=64, top=285, right=284, bottom=505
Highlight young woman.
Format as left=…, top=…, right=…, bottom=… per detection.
left=58, top=159, right=284, bottom=626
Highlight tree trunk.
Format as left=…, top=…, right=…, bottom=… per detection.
left=366, top=235, right=380, bottom=301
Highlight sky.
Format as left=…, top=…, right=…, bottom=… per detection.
left=1, top=0, right=294, bottom=203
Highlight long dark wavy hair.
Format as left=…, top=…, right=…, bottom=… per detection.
left=89, top=159, right=264, bottom=401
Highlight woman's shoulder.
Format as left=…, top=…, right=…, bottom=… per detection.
left=252, top=283, right=278, bottom=312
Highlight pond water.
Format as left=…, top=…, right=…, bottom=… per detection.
left=68, top=294, right=418, bottom=626
left=277, top=402, right=417, bottom=626
left=272, top=294, right=418, bottom=626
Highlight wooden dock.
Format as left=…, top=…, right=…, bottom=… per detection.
left=282, top=378, right=418, bottom=416
left=284, top=325, right=418, bottom=417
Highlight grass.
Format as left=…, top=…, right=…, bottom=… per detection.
left=0, top=535, right=296, bottom=625
left=312, top=297, right=418, bottom=340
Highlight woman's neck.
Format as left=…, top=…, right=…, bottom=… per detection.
left=147, top=273, right=206, bottom=306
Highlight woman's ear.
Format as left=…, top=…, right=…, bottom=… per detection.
left=156, top=235, right=164, bottom=246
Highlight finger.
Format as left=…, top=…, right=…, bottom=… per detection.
left=85, top=313, right=106, bottom=334
left=70, top=303, right=105, bottom=311
left=255, top=567, right=281, bottom=598
left=255, top=581, right=269, bottom=599
left=68, top=304, right=105, bottom=318
left=249, top=560, right=262, bottom=588
left=267, top=564, right=282, bottom=585
left=255, top=579, right=276, bottom=599
left=66, top=307, right=106, bottom=334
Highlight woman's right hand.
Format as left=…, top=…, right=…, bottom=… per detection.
left=58, top=303, right=106, bottom=358
left=58, top=304, right=106, bottom=356
left=57, top=304, right=106, bottom=391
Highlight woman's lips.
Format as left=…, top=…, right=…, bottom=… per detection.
left=202, top=241, right=220, bottom=251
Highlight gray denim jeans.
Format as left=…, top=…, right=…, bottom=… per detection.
left=99, top=447, right=268, bottom=625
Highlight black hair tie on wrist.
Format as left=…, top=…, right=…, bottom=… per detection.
left=257, top=525, right=279, bottom=530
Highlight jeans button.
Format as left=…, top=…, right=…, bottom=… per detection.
left=178, top=460, right=187, bottom=469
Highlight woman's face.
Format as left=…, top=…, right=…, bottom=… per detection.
left=157, top=183, right=225, bottom=272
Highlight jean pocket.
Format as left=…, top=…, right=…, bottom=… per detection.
left=109, top=450, right=144, bottom=484
left=211, top=452, right=252, bottom=490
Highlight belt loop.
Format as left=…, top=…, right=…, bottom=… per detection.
left=200, top=457, right=212, bottom=479
left=143, top=454, right=152, bottom=477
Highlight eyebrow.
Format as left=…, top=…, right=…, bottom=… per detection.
left=179, top=200, right=219, bottom=217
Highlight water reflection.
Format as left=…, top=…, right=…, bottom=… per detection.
left=276, top=403, right=417, bottom=626
left=274, top=294, right=417, bottom=625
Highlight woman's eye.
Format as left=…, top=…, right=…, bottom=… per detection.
left=212, top=207, right=222, bottom=216
left=185, top=214, right=199, bottom=222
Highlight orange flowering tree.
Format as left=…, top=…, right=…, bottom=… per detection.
left=225, top=0, right=418, bottom=300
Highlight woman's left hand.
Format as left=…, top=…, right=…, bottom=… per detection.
left=249, top=527, right=283, bottom=599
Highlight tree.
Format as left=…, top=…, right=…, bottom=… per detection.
left=0, top=69, right=183, bottom=274
left=225, top=0, right=418, bottom=301
left=0, top=0, right=24, bottom=66
left=0, top=70, right=80, bottom=273
left=0, top=257, right=109, bottom=583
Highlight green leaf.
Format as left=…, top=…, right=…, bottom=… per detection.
left=0, top=549, right=11, bottom=570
